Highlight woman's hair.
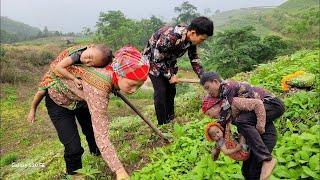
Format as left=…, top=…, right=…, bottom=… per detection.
left=200, top=72, right=222, bottom=85
left=95, top=44, right=114, bottom=66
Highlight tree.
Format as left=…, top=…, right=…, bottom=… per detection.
left=43, top=26, right=49, bottom=37
left=96, top=11, right=126, bottom=32
left=174, top=1, right=200, bottom=24
left=149, top=15, right=165, bottom=31
left=36, top=31, right=43, bottom=38
left=260, top=35, right=287, bottom=61
left=95, top=10, right=165, bottom=50
left=204, top=8, right=212, bottom=16
left=0, top=29, right=18, bottom=43
left=202, top=26, right=286, bottom=78
left=82, top=27, right=93, bottom=37
left=54, top=31, right=61, bottom=36
left=0, top=46, right=6, bottom=62
left=96, top=11, right=136, bottom=49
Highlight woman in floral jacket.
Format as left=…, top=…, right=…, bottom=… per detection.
left=32, top=46, right=149, bottom=179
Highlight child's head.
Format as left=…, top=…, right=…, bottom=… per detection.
left=110, top=46, right=149, bottom=94
left=208, top=126, right=223, bottom=141
left=81, top=44, right=113, bottom=67
left=205, top=122, right=224, bottom=142
left=187, top=16, right=214, bottom=45
left=200, top=72, right=222, bottom=97
left=202, top=95, right=222, bottom=118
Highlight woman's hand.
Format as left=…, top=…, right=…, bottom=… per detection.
left=169, top=75, right=179, bottom=84
left=116, top=168, right=129, bottom=180
left=211, top=148, right=220, bottom=161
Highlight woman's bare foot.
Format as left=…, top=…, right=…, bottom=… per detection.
left=260, top=158, right=277, bottom=180
left=116, top=168, right=129, bottom=180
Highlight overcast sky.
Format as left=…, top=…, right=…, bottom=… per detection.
left=1, top=0, right=286, bottom=33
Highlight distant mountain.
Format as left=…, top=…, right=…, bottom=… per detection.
left=213, top=0, right=319, bottom=42
left=1, top=16, right=41, bottom=43
left=279, top=0, right=319, bottom=12
left=213, top=7, right=274, bottom=35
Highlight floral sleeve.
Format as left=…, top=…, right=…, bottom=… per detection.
left=188, top=45, right=203, bottom=78
left=231, top=97, right=266, bottom=129
left=81, top=81, right=124, bottom=173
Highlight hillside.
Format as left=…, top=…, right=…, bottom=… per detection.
left=0, top=1, right=319, bottom=178
left=0, top=43, right=319, bottom=179
left=0, top=16, right=41, bottom=43
left=279, top=0, right=319, bottom=12
left=213, top=0, right=319, bottom=42
left=132, top=49, right=319, bottom=179
left=213, top=7, right=274, bottom=35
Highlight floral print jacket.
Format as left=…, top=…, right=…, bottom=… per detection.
left=45, top=66, right=124, bottom=173
left=142, top=25, right=203, bottom=79
left=218, top=80, right=274, bottom=126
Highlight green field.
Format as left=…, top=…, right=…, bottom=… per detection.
left=1, top=0, right=319, bottom=179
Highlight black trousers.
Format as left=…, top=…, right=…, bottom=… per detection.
left=45, top=95, right=101, bottom=175
left=149, top=74, right=176, bottom=125
left=232, top=97, right=285, bottom=179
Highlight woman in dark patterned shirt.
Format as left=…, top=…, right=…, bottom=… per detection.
left=200, top=72, right=285, bottom=180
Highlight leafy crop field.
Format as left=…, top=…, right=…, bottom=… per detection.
left=1, top=44, right=319, bottom=179
left=132, top=50, right=320, bottom=179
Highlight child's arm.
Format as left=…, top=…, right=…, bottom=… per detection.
left=232, top=97, right=266, bottom=134
left=27, top=90, right=46, bottom=123
left=220, top=143, right=242, bottom=155
left=54, top=57, right=82, bottom=89
left=211, top=148, right=221, bottom=161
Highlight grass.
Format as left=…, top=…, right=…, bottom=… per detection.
left=0, top=80, right=170, bottom=179
left=0, top=43, right=205, bottom=178
left=0, top=74, right=203, bottom=179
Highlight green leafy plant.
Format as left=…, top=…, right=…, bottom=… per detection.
left=0, top=153, right=17, bottom=167
left=75, top=165, right=101, bottom=179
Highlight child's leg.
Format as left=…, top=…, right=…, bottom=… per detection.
left=28, top=90, right=46, bottom=123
